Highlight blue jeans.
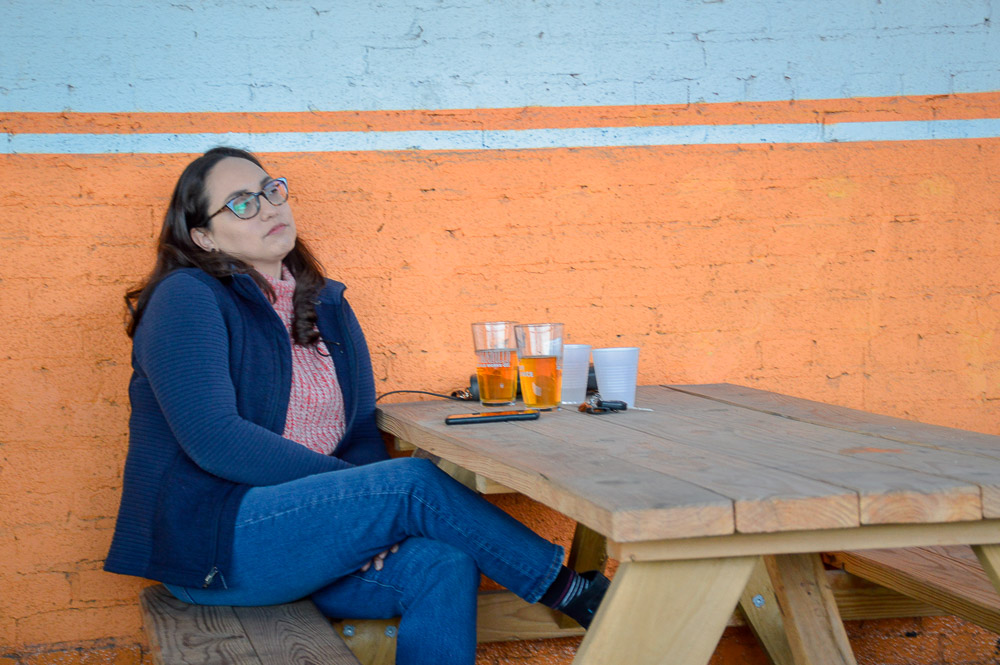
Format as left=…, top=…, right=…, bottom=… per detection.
left=166, top=457, right=564, bottom=665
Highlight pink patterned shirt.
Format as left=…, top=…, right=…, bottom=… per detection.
left=263, top=268, right=346, bottom=455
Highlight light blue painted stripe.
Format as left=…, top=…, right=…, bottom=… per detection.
left=3, top=0, right=998, bottom=113
left=5, top=119, right=1000, bottom=155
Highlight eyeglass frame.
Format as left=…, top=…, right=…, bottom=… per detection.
left=208, top=177, right=289, bottom=220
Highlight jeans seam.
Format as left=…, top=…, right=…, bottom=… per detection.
left=239, top=486, right=546, bottom=598
left=348, top=572, right=408, bottom=610
left=407, top=489, right=538, bottom=585
left=236, top=488, right=411, bottom=527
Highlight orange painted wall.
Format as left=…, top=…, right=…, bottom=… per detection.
left=2, top=102, right=999, bottom=661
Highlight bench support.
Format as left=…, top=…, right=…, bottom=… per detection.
left=574, top=556, right=756, bottom=665
left=824, top=545, right=1000, bottom=634
left=764, top=553, right=857, bottom=665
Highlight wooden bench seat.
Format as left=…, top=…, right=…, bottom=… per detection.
left=140, top=584, right=362, bottom=665
left=822, top=545, right=1000, bottom=633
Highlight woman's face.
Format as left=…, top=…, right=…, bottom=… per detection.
left=192, top=157, right=297, bottom=279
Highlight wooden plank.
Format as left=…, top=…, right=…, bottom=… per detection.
left=234, top=602, right=362, bottom=665
left=973, top=544, right=1000, bottom=594
left=735, top=568, right=946, bottom=626
left=826, top=569, right=946, bottom=622
left=669, top=383, right=1000, bottom=518
left=401, top=439, right=514, bottom=494
left=566, top=522, right=609, bottom=573
left=631, top=386, right=982, bottom=526
left=140, top=585, right=262, bottom=665
left=139, top=584, right=262, bottom=665
left=476, top=591, right=585, bottom=642
left=822, top=546, right=1000, bottom=633
left=331, top=619, right=398, bottom=665
left=475, top=473, right=514, bottom=494
left=573, top=557, right=756, bottom=665
left=766, top=553, right=856, bottom=665
left=669, top=383, right=1000, bottom=459
left=520, top=409, right=860, bottom=534
left=738, top=557, right=796, bottom=665
left=609, top=519, right=1000, bottom=562
left=378, top=401, right=736, bottom=542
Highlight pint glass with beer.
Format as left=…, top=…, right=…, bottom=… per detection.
left=471, top=322, right=519, bottom=406
left=514, top=323, right=563, bottom=410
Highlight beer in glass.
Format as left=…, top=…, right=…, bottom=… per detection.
left=471, top=322, right=519, bottom=406
left=514, top=323, right=563, bottom=410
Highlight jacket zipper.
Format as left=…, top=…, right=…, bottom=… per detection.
left=202, top=566, right=219, bottom=588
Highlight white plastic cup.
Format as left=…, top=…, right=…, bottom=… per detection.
left=592, top=347, right=640, bottom=407
left=560, top=344, right=592, bottom=405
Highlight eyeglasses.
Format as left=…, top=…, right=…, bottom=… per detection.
left=210, top=177, right=289, bottom=220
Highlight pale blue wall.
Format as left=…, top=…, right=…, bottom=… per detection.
left=2, top=0, right=998, bottom=113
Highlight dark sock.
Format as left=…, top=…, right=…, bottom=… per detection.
left=539, top=566, right=580, bottom=609
left=558, top=570, right=610, bottom=629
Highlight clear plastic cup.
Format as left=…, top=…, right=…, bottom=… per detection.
left=592, top=347, right=640, bottom=407
left=560, top=344, right=591, bottom=405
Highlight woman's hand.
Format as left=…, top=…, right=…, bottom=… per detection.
left=360, top=543, right=400, bottom=572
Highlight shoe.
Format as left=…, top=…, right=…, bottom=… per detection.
left=560, top=570, right=610, bottom=629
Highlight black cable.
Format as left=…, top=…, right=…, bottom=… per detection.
left=375, top=389, right=472, bottom=403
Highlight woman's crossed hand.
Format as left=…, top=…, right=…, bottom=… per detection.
left=360, top=543, right=400, bottom=572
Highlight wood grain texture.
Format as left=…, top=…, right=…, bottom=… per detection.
left=409, top=445, right=514, bottom=494
left=331, top=619, right=398, bottom=665
left=609, top=519, right=1000, bottom=562
left=142, top=585, right=259, bottom=665
left=519, top=402, right=860, bottom=534
left=826, top=569, right=946, bottom=621
left=637, top=386, right=982, bottom=526
left=573, top=557, right=756, bottom=665
left=378, top=400, right=735, bottom=541
left=738, top=557, right=796, bottom=665
left=668, top=383, right=1000, bottom=458
left=671, top=383, right=1000, bottom=518
left=372, top=388, right=1000, bottom=665
left=824, top=545, right=1000, bottom=633
left=766, top=553, right=857, bottom=665
left=974, top=544, right=1000, bottom=594
left=234, top=603, right=362, bottom=665
left=476, top=591, right=585, bottom=642
left=140, top=585, right=360, bottom=665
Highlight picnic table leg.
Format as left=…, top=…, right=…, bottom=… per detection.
left=765, top=553, right=857, bottom=665
left=572, top=556, right=756, bottom=665
left=972, top=544, right=1000, bottom=592
left=738, top=556, right=796, bottom=665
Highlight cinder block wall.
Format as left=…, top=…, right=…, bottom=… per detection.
left=2, top=2, right=998, bottom=663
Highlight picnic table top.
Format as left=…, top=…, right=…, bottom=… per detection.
left=376, top=384, right=1000, bottom=549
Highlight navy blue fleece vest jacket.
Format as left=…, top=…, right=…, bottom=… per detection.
left=104, top=268, right=389, bottom=587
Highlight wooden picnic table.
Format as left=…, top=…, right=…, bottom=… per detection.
left=376, top=383, right=1000, bottom=665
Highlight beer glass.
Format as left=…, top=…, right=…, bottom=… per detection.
left=514, top=323, right=563, bottom=410
left=471, top=322, right=519, bottom=406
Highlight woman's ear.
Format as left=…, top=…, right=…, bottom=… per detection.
left=190, top=227, right=215, bottom=253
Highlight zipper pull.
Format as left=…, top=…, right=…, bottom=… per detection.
left=202, top=566, right=219, bottom=588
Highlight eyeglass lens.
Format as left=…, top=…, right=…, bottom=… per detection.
left=229, top=178, right=289, bottom=219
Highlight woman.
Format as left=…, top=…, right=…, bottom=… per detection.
left=104, top=147, right=608, bottom=664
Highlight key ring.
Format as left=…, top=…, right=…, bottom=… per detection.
left=578, top=393, right=628, bottom=414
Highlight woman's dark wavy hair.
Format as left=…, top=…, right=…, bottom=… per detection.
left=125, top=146, right=326, bottom=347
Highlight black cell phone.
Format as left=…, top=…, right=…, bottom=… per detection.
left=444, top=409, right=540, bottom=425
